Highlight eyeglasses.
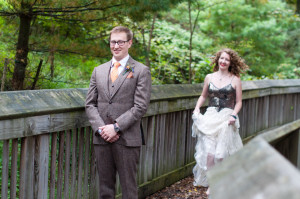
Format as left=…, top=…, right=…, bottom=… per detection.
left=110, top=40, right=130, bottom=46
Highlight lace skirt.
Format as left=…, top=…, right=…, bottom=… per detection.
left=192, top=107, right=243, bottom=187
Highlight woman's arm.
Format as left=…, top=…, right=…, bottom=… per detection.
left=229, top=76, right=242, bottom=124
left=193, top=74, right=210, bottom=113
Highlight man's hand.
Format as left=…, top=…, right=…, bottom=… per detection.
left=99, top=124, right=120, bottom=143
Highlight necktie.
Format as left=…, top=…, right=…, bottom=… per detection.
left=111, top=62, right=121, bottom=83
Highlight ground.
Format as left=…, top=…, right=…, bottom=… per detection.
left=145, top=176, right=208, bottom=199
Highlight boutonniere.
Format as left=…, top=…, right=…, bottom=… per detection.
left=123, top=65, right=134, bottom=78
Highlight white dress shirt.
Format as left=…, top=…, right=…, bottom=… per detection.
left=111, top=55, right=130, bottom=75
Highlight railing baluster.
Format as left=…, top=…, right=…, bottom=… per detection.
left=70, top=128, right=78, bottom=198
left=10, top=139, right=18, bottom=199
left=77, top=127, right=84, bottom=199
left=1, top=140, right=9, bottom=199
left=83, top=127, right=90, bottom=199
left=57, top=131, right=65, bottom=198
left=35, top=134, right=50, bottom=199
left=49, top=132, right=57, bottom=199
left=64, top=130, right=72, bottom=198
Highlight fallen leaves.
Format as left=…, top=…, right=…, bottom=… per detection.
left=145, top=175, right=208, bottom=199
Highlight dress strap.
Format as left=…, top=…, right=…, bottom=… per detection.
left=230, top=75, right=235, bottom=83
left=210, top=73, right=216, bottom=84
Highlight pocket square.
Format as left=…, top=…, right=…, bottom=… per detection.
left=127, top=72, right=133, bottom=78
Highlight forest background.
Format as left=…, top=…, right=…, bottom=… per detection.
left=0, top=0, right=299, bottom=91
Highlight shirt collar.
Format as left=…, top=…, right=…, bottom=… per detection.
left=111, top=54, right=130, bottom=68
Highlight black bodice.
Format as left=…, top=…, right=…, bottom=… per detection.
left=208, top=83, right=236, bottom=112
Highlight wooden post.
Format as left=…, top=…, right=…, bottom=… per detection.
left=297, top=129, right=300, bottom=170
left=1, top=58, right=9, bottom=91
left=31, top=59, right=43, bottom=90
left=1, top=140, right=9, bottom=199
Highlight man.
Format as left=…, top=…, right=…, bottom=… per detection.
left=85, top=26, right=152, bottom=199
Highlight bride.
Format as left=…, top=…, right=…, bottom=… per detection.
left=192, top=48, right=248, bottom=195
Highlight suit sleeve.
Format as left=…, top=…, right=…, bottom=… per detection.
left=115, top=66, right=152, bottom=131
left=85, top=68, right=105, bottom=133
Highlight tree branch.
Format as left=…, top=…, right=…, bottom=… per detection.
left=32, top=1, right=97, bottom=10
left=32, top=4, right=122, bottom=15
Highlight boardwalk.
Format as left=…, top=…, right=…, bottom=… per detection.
left=1, top=79, right=300, bottom=198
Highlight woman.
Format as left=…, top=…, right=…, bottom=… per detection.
left=192, top=48, right=248, bottom=194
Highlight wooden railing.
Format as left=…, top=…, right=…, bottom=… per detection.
left=0, top=79, right=300, bottom=199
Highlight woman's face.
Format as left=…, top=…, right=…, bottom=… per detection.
left=218, top=52, right=231, bottom=71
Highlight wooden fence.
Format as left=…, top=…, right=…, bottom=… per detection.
left=0, top=79, right=300, bottom=199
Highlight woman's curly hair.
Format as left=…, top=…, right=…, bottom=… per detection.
left=211, top=48, right=249, bottom=77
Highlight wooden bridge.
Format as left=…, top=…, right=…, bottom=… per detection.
left=0, top=79, right=300, bottom=199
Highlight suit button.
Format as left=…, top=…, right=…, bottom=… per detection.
left=112, top=85, right=114, bottom=87
left=109, top=101, right=112, bottom=104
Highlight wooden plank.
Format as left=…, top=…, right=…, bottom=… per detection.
left=49, top=132, right=57, bottom=199
left=70, top=129, right=78, bottom=199
left=274, top=130, right=299, bottom=166
left=169, top=112, right=176, bottom=171
left=145, top=116, right=155, bottom=181
left=10, top=139, right=18, bottom=199
left=35, top=134, right=50, bottom=199
left=178, top=111, right=187, bottom=167
left=0, top=88, right=87, bottom=120
left=152, top=115, right=159, bottom=178
left=207, top=137, right=300, bottom=199
left=89, top=142, right=98, bottom=199
left=57, top=131, right=65, bottom=199
left=296, top=94, right=300, bottom=120
left=83, top=127, right=90, bottom=199
left=1, top=80, right=300, bottom=122
left=19, top=137, right=35, bottom=199
left=297, top=129, right=300, bottom=170
left=185, top=109, right=196, bottom=164
left=157, top=114, right=166, bottom=176
left=77, top=128, right=84, bottom=199
left=0, top=112, right=89, bottom=140
left=1, top=140, right=9, bottom=199
left=64, top=130, right=71, bottom=199
left=260, top=119, right=300, bottom=143
left=282, top=94, right=296, bottom=124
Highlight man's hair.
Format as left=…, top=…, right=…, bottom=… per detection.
left=110, top=26, right=133, bottom=41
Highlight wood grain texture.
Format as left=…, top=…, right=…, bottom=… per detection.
left=35, top=134, right=50, bottom=199
left=208, top=137, right=300, bottom=199
left=0, top=80, right=300, bottom=199
left=1, top=140, right=9, bottom=199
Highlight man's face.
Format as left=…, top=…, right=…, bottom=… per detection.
left=110, top=32, right=132, bottom=61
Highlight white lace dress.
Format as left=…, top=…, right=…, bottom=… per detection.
left=192, top=83, right=243, bottom=187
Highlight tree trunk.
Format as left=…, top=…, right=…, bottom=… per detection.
left=12, top=10, right=32, bottom=90
left=145, top=13, right=157, bottom=68
left=50, top=50, right=55, bottom=79
left=188, top=0, right=192, bottom=84
left=1, top=58, right=9, bottom=91
left=31, top=59, right=43, bottom=90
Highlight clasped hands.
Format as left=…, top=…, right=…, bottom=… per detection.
left=98, top=124, right=120, bottom=143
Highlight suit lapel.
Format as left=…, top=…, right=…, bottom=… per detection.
left=101, top=61, right=112, bottom=99
left=110, top=57, right=135, bottom=98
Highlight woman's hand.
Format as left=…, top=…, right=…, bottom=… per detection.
left=228, top=115, right=236, bottom=125
left=193, top=108, right=200, bottom=114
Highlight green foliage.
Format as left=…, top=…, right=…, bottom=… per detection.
left=143, top=20, right=212, bottom=84
left=0, top=0, right=299, bottom=89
